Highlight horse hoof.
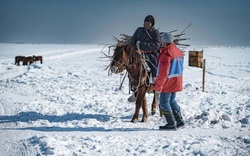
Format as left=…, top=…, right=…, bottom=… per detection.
left=131, top=119, right=138, bottom=123
left=141, top=118, right=147, bottom=122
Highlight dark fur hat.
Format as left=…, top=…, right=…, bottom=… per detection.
left=144, top=15, right=155, bottom=27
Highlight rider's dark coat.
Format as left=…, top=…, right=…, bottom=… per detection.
left=131, top=27, right=161, bottom=77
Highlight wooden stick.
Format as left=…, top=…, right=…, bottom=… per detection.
left=119, top=71, right=128, bottom=90
left=202, top=59, right=206, bottom=92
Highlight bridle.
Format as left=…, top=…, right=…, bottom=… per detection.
left=111, top=43, right=151, bottom=95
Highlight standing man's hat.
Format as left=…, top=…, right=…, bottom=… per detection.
left=161, top=33, right=174, bottom=43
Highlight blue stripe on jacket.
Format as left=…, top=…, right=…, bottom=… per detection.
left=168, top=56, right=184, bottom=78
left=156, top=56, right=184, bottom=78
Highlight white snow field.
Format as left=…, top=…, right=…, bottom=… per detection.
left=0, top=43, right=249, bottom=155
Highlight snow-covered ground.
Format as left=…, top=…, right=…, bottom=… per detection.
left=0, top=43, right=249, bottom=155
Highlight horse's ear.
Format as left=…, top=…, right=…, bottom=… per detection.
left=124, top=44, right=132, bottom=54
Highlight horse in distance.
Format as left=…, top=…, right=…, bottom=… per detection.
left=15, top=56, right=26, bottom=66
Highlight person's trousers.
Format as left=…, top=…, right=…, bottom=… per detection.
left=160, top=92, right=180, bottom=112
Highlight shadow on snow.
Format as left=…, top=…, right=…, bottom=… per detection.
left=3, top=126, right=150, bottom=132
left=0, top=111, right=151, bottom=131
left=0, top=111, right=111, bottom=123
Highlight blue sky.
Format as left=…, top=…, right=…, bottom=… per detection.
left=0, top=0, right=250, bottom=45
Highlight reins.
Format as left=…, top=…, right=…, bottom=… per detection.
left=136, top=41, right=151, bottom=88
left=114, top=43, right=151, bottom=95
left=120, top=42, right=150, bottom=95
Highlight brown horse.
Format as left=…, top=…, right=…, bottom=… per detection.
left=15, top=55, right=43, bottom=66
left=15, top=56, right=26, bottom=65
left=110, top=43, right=160, bottom=123
left=23, top=56, right=34, bottom=65
left=33, top=55, right=43, bottom=64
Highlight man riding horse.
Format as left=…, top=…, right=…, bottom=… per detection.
left=128, top=15, right=161, bottom=102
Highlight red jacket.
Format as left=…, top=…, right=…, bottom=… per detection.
left=154, top=43, right=184, bottom=93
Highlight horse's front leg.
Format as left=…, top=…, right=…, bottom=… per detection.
left=141, top=95, right=148, bottom=122
left=131, top=85, right=147, bottom=123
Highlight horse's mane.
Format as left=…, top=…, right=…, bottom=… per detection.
left=116, top=43, right=143, bottom=66
left=128, top=47, right=142, bottom=66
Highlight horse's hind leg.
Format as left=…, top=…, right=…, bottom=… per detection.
left=151, top=103, right=157, bottom=115
left=151, top=91, right=157, bottom=115
left=151, top=91, right=163, bottom=116
left=159, top=107, right=163, bottom=117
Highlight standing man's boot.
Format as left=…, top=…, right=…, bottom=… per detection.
left=159, top=111, right=177, bottom=130
left=173, top=110, right=185, bottom=128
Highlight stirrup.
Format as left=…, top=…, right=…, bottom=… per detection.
left=127, top=94, right=136, bottom=103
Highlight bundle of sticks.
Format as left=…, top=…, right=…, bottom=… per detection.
left=113, top=23, right=192, bottom=49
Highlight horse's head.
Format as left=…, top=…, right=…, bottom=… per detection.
left=110, top=43, right=133, bottom=74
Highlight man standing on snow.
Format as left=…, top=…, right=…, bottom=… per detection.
left=128, top=15, right=161, bottom=102
left=154, top=32, right=185, bottom=130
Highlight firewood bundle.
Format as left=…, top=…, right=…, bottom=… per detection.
left=113, top=23, right=192, bottom=49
